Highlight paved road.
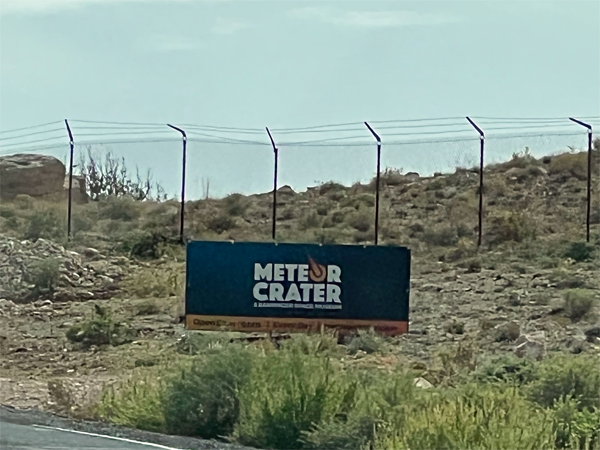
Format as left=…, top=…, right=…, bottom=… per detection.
left=0, top=419, right=181, bottom=449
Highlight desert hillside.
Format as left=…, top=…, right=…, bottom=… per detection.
left=0, top=147, right=599, bottom=449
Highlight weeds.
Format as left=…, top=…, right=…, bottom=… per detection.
left=25, top=257, right=60, bottom=297
left=66, top=305, right=135, bottom=349
left=23, top=208, right=65, bottom=242
left=563, top=289, right=597, bottom=321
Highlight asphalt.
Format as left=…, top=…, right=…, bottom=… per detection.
left=0, top=406, right=253, bottom=450
left=0, top=419, right=180, bottom=449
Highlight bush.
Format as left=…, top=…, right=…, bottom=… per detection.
left=346, top=212, right=371, bottom=232
left=346, top=328, right=388, bottom=355
left=375, top=385, right=555, bottom=450
left=378, top=168, right=405, bottom=186
left=488, top=211, right=536, bottom=245
left=0, top=205, right=16, bottom=219
left=234, top=346, right=355, bottom=449
left=98, top=197, right=141, bottom=221
left=25, top=258, right=61, bottom=296
left=423, top=226, right=459, bottom=247
left=79, top=146, right=166, bottom=201
left=23, top=208, right=65, bottom=242
left=564, top=241, right=596, bottom=262
left=551, top=396, right=600, bottom=450
left=66, top=306, right=135, bottom=349
left=222, top=193, right=249, bottom=217
left=98, top=370, right=166, bottom=432
left=124, top=264, right=183, bottom=299
left=471, top=354, right=537, bottom=386
left=163, top=346, right=254, bottom=438
left=206, top=213, right=236, bottom=234
left=563, top=289, right=597, bottom=321
left=299, top=211, right=321, bottom=230
left=527, top=354, right=600, bottom=411
left=549, top=152, right=589, bottom=180
left=118, top=230, right=177, bottom=259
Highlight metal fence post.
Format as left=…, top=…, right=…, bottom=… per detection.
left=569, top=117, right=593, bottom=242
left=266, top=127, right=278, bottom=241
left=364, top=122, right=382, bottom=245
left=466, top=117, right=485, bottom=247
left=64, top=119, right=75, bottom=241
left=167, top=124, right=187, bottom=244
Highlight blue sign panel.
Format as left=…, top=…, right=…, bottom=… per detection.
left=185, top=241, right=410, bottom=335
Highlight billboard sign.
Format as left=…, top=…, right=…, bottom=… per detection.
left=185, top=241, right=410, bottom=335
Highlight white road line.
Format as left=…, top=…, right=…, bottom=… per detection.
left=32, top=424, right=184, bottom=449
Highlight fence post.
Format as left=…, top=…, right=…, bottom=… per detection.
left=266, top=127, right=278, bottom=241
left=568, top=118, right=593, bottom=242
left=167, top=124, right=187, bottom=244
left=364, top=122, right=382, bottom=245
left=64, top=119, right=75, bottom=241
left=466, top=117, right=485, bottom=247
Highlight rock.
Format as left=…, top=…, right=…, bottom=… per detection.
left=63, top=174, right=89, bottom=204
left=277, top=185, right=296, bottom=196
left=492, top=321, right=521, bottom=342
left=442, top=187, right=457, bottom=199
left=82, top=247, right=101, bottom=258
left=0, top=154, right=66, bottom=199
left=404, top=172, right=420, bottom=182
left=0, top=236, right=124, bottom=303
left=584, top=326, right=600, bottom=342
left=514, top=331, right=546, bottom=360
left=0, top=299, right=16, bottom=310
left=413, top=377, right=433, bottom=389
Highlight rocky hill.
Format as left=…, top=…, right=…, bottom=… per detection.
left=0, top=147, right=598, bottom=420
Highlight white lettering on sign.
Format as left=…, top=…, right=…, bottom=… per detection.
left=252, top=258, right=343, bottom=307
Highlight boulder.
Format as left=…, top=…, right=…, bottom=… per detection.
left=0, top=154, right=66, bottom=199
left=404, top=172, right=420, bottom=182
left=514, top=331, right=546, bottom=360
left=63, top=175, right=89, bottom=204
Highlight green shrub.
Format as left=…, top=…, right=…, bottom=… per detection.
left=378, top=168, right=405, bottom=186
left=124, top=264, right=183, bottom=299
left=163, top=346, right=254, bottom=438
left=375, top=385, right=555, bottom=450
left=563, top=289, right=597, bottom=321
left=564, top=241, right=596, bottom=262
left=234, top=346, right=355, bottom=449
left=299, top=211, right=321, bottom=230
left=118, top=230, right=176, bottom=259
left=97, top=371, right=166, bottom=432
left=23, top=209, right=65, bottom=242
left=223, top=193, right=249, bottom=217
left=549, top=152, right=588, bottom=180
left=551, top=396, right=600, bottom=450
left=0, top=205, right=16, bottom=219
left=347, top=329, right=388, bottom=355
left=488, top=211, right=536, bottom=245
left=25, top=258, right=61, bottom=296
left=66, top=306, right=135, bottom=349
left=527, top=354, right=600, bottom=411
left=98, top=197, right=141, bottom=221
left=206, top=213, right=236, bottom=234
left=346, top=212, right=371, bottom=232
left=423, top=226, right=459, bottom=247
left=72, top=213, right=94, bottom=235
left=471, top=354, right=537, bottom=386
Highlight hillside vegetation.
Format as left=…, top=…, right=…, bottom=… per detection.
left=0, top=147, right=599, bottom=449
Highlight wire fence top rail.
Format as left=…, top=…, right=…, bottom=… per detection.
left=1, top=115, right=598, bottom=155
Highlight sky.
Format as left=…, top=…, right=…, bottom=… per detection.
left=1, top=0, right=599, bottom=198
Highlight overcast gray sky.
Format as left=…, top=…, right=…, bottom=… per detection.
left=1, top=0, right=599, bottom=198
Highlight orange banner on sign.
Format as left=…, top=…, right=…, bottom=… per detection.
left=185, top=315, right=408, bottom=336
